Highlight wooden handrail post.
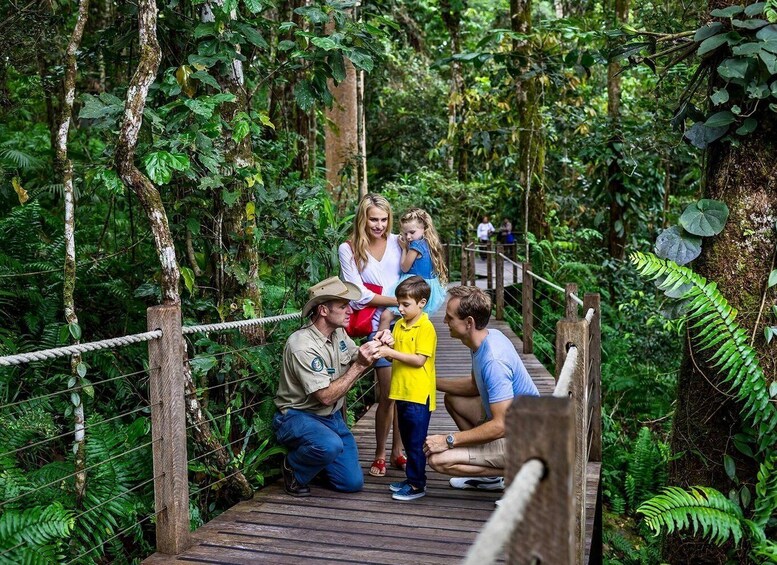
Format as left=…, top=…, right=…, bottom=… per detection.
left=147, top=304, right=191, bottom=555
left=521, top=262, right=533, bottom=354
left=565, top=283, right=578, bottom=320
left=495, top=244, right=504, bottom=320
left=487, top=241, right=493, bottom=289
left=555, top=318, right=589, bottom=564
left=584, top=293, right=602, bottom=462
left=511, top=242, right=518, bottom=283
left=460, top=244, right=468, bottom=286
left=506, top=396, right=576, bottom=563
left=469, top=245, right=476, bottom=286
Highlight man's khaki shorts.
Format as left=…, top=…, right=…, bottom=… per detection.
left=465, top=438, right=506, bottom=468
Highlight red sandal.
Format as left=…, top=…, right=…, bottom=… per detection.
left=369, top=458, right=387, bottom=477
left=391, top=454, right=407, bottom=470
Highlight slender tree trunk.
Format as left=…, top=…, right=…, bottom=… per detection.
left=511, top=0, right=547, bottom=240
left=57, top=0, right=90, bottom=505
left=665, top=2, right=777, bottom=556
left=115, top=0, right=253, bottom=499
left=606, top=0, right=629, bottom=259
left=440, top=0, right=466, bottom=179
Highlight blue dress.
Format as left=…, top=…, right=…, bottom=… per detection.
left=387, top=239, right=446, bottom=316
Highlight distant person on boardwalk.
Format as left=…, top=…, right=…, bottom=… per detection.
left=499, top=218, right=515, bottom=245
left=378, top=207, right=448, bottom=333
left=423, top=286, right=539, bottom=491
left=476, top=215, right=494, bottom=259
left=273, top=276, right=392, bottom=496
left=339, top=193, right=406, bottom=477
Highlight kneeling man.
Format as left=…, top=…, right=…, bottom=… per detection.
left=424, top=285, right=539, bottom=490
left=273, top=276, right=391, bottom=496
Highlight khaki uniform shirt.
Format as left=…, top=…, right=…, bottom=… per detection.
left=275, top=324, right=359, bottom=416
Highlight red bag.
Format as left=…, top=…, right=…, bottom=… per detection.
left=346, top=282, right=382, bottom=338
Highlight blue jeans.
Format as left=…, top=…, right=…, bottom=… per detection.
left=396, top=398, right=432, bottom=489
left=272, top=409, right=363, bottom=492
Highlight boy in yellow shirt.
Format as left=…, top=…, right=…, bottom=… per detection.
left=376, top=276, right=437, bottom=501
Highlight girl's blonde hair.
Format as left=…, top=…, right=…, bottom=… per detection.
left=350, top=193, right=393, bottom=272
left=401, top=207, right=448, bottom=285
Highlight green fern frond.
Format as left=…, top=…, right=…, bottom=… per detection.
left=630, top=251, right=777, bottom=451
left=0, top=502, right=74, bottom=551
left=753, top=453, right=777, bottom=528
left=637, top=486, right=749, bottom=546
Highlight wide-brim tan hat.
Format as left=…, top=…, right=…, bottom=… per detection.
left=302, top=276, right=362, bottom=317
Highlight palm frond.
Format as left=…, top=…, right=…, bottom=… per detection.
left=630, top=251, right=777, bottom=452
left=638, top=486, right=749, bottom=546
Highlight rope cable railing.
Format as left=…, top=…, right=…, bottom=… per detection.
left=0, top=439, right=159, bottom=508
left=463, top=246, right=497, bottom=254
left=185, top=398, right=272, bottom=432
left=0, top=368, right=155, bottom=412
left=569, top=292, right=584, bottom=307
left=0, top=330, right=163, bottom=367
left=0, top=403, right=155, bottom=460
left=184, top=372, right=264, bottom=397
left=64, top=508, right=164, bottom=565
left=462, top=459, right=545, bottom=565
left=498, top=252, right=521, bottom=269
left=552, top=345, right=579, bottom=398
left=182, top=311, right=301, bottom=335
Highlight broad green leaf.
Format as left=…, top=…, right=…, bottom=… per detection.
left=756, top=24, right=777, bottom=40
left=187, top=217, right=201, bottom=235
left=680, top=199, right=730, bottom=236
left=192, top=70, right=221, bottom=91
left=190, top=355, right=217, bottom=376
left=234, top=22, right=268, bottom=48
left=698, top=33, right=730, bottom=56
left=244, top=0, right=263, bottom=13
left=222, top=188, right=240, bottom=206
left=311, top=36, right=338, bottom=51
left=735, top=117, right=758, bottom=135
left=695, top=22, right=725, bottom=42
left=747, top=81, right=772, bottom=98
left=717, top=58, right=750, bottom=80
left=175, top=65, right=197, bottom=98
left=328, top=51, right=346, bottom=82
left=732, top=42, right=764, bottom=55
left=745, top=2, right=766, bottom=16
left=654, top=226, right=702, bottom=265
left=232, top=120, right=250, bottom=143
left=181, top=266, right=195, bottom=296
left=768, top=269, right=777, bottom=288
left=68, top=322, right=82, bottom=340
left=724, top=454, right=737, bottom=480
left=83, top=384, right=94, bottom=399
left=739, top=485, right=751, bottom=508
left=733, top=18, right=769, bottom=30
left=166, top=153, right=190, bottom=172
left=258, top=112, right=275, bottom=130
left=185, top=98, right=215, bottom=117
left=770, top=380, right=777, bottom=396
left=759, top=50, right=777, bottom=72
left=294, top=6, right=329, bottom=24
left=294, top=81, right=315, bottom=111
left=710, top=6, right=744, bottom=18
left=684, top=122, right=728, bottom=149
left=772, top=305, right=777, bottom=317
left=706, top=110, right=736, bottom=127
left=68, top=376, right=77, bottom=388
left=71, top=392, right=80, bottom=407
left=765, top=326, right=774, bottom=344
left=710, top=88, right=730, bottom=105
left=76, top=362, right=87, bottom=378
left=143, top=152, right=172, bottom=185
left=278, top=40, right=296, bottom=51
left=347, top=48, right=374, bottom=72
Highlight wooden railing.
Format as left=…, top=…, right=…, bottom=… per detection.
left=447, top=241, right=603, bottom=564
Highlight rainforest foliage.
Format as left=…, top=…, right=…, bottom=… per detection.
left=1, top=0, right=776, bottom=563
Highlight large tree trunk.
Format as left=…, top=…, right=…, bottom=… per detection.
left=115, top=0, right=253, bottom=500
left=511, top=0, right=547, bottom=240
left=606, top=0, right=629, bottom=259
left=325, top=9, right=367, bottom=206
left=57, top=0, right=90, bottom=505
left=666, top=73, right=777, bottom=565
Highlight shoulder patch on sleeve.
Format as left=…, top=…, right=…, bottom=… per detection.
left=311, top=356, right=325, bottom=372
left=339, top=340, right=347, bottom=352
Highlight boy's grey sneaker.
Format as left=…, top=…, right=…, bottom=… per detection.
left=392, top=483, right=426, bottom=501
left=449, top=476, right=505, bottom=491
left=389, top=479, right=409, bottom=493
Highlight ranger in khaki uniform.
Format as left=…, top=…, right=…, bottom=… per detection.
left=273, top=277, right=393, bottom=496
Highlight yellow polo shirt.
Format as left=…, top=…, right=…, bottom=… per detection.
left=388, top=313, right=437, bottom=410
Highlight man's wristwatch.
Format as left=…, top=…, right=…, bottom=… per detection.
left=446, top=433, right=455, bottom=449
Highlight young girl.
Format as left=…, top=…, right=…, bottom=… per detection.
left=378, top=208, right=448, bottom=331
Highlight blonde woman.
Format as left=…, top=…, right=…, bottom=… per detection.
left=339, top=194, right=405, bottom=477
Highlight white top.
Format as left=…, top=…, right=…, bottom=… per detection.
left=477, top=222, right=495, bottom=240
left=338, top=234, right=403, bottom=331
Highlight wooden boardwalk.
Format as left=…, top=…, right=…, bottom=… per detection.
left=144, top=302, right=561, bottom=564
